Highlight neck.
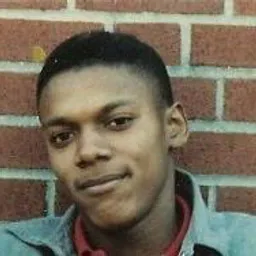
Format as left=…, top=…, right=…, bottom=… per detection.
left=81, top=168, right=177, bottom=256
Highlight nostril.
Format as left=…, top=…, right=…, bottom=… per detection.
left=76, top=159, right=94, bottom=169
left=98, top=153, right=111, bottom=161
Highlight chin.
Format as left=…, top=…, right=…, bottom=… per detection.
left=83, top=207, right=140, bottom=233
left=95, top=206, right=152, bottom=234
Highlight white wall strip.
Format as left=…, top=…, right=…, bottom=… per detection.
left=0, top=61, right=41, bottom=73
left=207, top=186, right=217, bottom=211
left=194, top=174, right=256, bottom=187
left=0, top=10, right=255, bottom=26
left=224, top=0, right=234, bottom=17
left=189, top=120, right=256, bottom=134
left=0, top=9, right=113, bottom=23
left=45, top=180, right=56, bottom=216
left=0, top=168, right=56, bottom=180
left=168, top=66, right=256, bottom=80
left=67, top=0, right=76, bottom=10
left=104, top=23, right=115, bottom=33
left=0, top=115, right=39, bottom=127
left=215, top=79, right=225, bottom=120
left=180, top=23, right=191, bottom=66
left=112, top=13, right=256, bottom=26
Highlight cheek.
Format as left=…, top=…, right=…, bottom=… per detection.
left=130, top=126, right=167, bottom=185
left=47, top=146, right=75, bottom=182
left=122, top=126, right=165, bottom=168
left=113, top=120, right=162, bottom=155
left=116, top=123, right=167, bottom=184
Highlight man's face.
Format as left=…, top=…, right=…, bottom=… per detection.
left=39, top=65, right=182, bottom=230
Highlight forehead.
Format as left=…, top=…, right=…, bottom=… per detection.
left=39, top=65, right=156, bottom=120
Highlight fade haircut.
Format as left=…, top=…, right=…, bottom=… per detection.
left=36, top=31, right=173, bottom=109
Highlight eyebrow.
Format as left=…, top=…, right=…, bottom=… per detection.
left=42, top=100, right=134, bottom=129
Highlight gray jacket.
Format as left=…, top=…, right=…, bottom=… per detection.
left=0, top=169, right=256, bottom=256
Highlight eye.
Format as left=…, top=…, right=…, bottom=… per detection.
left=49, top=131, right=75, bottom=148
left=106, top=117, right=134, bottom=131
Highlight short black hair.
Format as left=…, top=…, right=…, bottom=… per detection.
left=36, top=31, right=173, bottom=108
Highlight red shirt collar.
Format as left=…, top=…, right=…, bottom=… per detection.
left=73, top=195, right=191, bottom=256
left=73, top=215, right=105, bottom=256
left=164, top=195, right=191, bottom=256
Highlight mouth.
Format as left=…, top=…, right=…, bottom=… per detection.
left=76, top=172, right=130, bottom=196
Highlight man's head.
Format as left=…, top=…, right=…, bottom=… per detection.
left=37, top=31, right=188, bottom=231
left=36, top=31, right=172, bottom=109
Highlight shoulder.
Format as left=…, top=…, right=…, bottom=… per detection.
left=0, top=215, right=62, bottom=236
left=213, top=211, right=256, bottom=234
left=225, top=212, right=256, bottom=255
left=0, top=216, right=61, bottom=255
left=210, top=211, right=256, bottom=256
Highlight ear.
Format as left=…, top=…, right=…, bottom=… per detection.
left=165, top=102, right=189, bottom=148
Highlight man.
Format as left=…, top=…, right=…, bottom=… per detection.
left=1, top=31, right=256, bottom=256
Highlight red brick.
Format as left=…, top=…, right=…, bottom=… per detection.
left=55, top=181, right=73, bottom=215
left=191, top=25, right=256, bottom=68
left=77, top=0, right=224, bottom=14
left=172, top=78, right=216, bottom=120
left=173, top=133, right=256, bottom=175
left=115, top=23, right=180, bottom=65
left=217, top=187, right=256, bottom=214
left=0, top=73, right=37, bottom=115
left=0, top=127, right=49, bottom=168
left=0, top=19, right=103, bottom=62
left=0, top=179, right=45, bottom=220
left=0, top=0, right=66, bottom=9
left=224, top=80, right=256, bottom=122
left=234, top=0, right=256, bottom=15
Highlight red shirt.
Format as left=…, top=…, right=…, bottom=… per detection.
left=73, top=195, right=191, bottom=256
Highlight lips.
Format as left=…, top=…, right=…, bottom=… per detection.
left=76, top=172, right=129, bottom=191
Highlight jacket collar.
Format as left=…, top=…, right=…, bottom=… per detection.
left=5, top=206, right=77, bottom=255
left=176, top=168, right=227, bottom=256
left=6, top=169, right=226, bottom=256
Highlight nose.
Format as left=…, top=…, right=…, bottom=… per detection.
left=75, top=127, right=111, bottom=168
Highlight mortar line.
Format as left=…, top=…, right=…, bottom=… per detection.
left=189, top=120, right=256, bottom=134
left=215, top=78, right=225, bottom=120
left=194, top=174, right=256, bottom=187
left=224, top=0, right=234, bottom=17
left=167, top=66, right=256, bottom=79
left=67, top=0, right=76, bottom=10
left=180, top=23, right=191, bottom=66
left=104, top=23, right=115, bottom=33
left=0, top=115, right=39, bottom=127
left=0, top=10, right=255, bottom=26
left=0, top=168, right=56, bottom=180
left=207, top=186, right=217, bottom=211
left=45, top=180, right=56, bottom=216
left=0, top=61, right=41, bottom=73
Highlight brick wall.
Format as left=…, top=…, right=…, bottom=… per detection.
left=1, top=0, right=256, bottom=221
